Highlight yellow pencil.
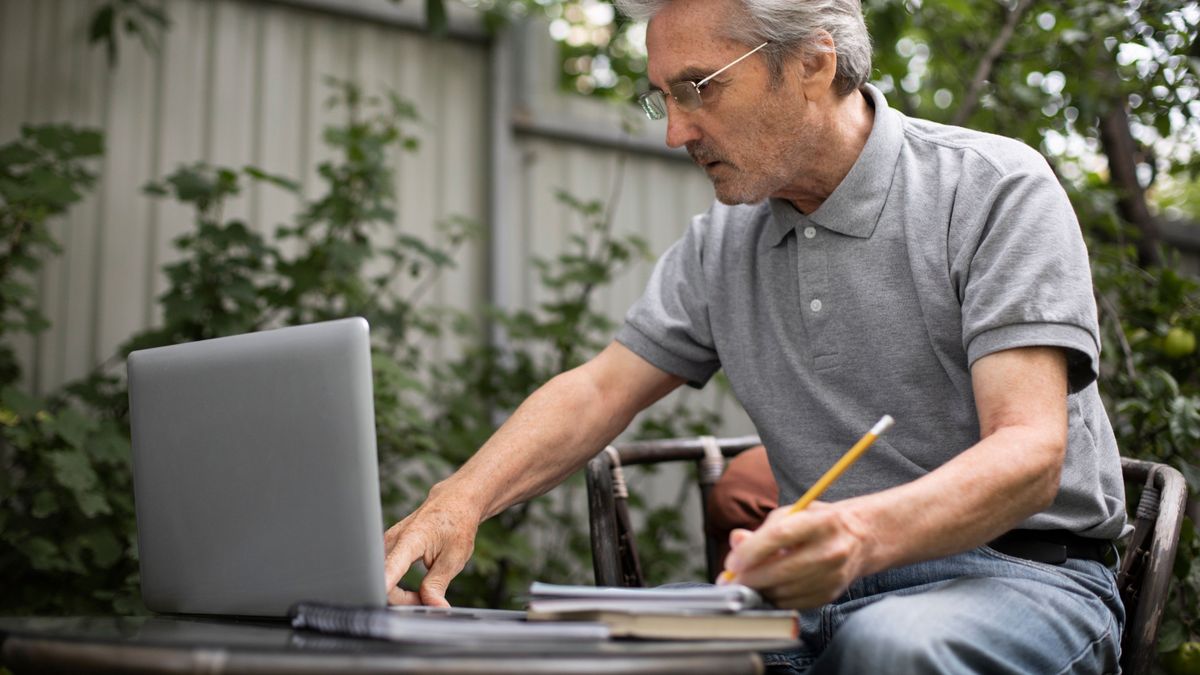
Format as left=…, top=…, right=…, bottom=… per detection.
left=718, top=414, right=894, bottom=583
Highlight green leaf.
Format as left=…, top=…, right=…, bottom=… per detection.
left=31, top=490, right=59, bottom=518
left=46, top=449, right=110, bottom=517
left=425, top=0, right=448, bottom=35
left=22, top=167, right=83, bottom=212
left=88, top=5, right=115, bottom=46
left=1178, top=461, right=1200, bottom=494
left=68, top=129, right=105, bottom=157
left=20, top=308, right=51, bottom=335
left=1, top=387, right=42, bottom=417
left=142, top=182, right=169, bottom=197
left=75, top=490, right=112, bottom=519
left=243, top=166, right=301, bottom=193
left=43, top=407, right=95, bottom=450
left=0, top=142, right=40, bottom=166
left=1158, top=618, right=1186, bottom=653
left=80, top=529, right=123, bottom=569
left=21, top=536, right=61, bottom=571
left=1168, top=396, right=1200, bottom=445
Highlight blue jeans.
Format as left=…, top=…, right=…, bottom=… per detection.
left=761, top=546, right=1123, bottom=674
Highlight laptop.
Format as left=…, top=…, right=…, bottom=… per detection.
left=128, top=317, right=387, bottom=617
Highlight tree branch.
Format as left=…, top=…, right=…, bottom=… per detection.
left=951, top=0, right=1036, bottom=127
left=1096, top=290, right=1138, bottom=382
left=1097, top=98, right=1163, bottom=267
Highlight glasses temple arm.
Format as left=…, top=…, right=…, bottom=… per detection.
left=697, top=41, right=769, bottom=87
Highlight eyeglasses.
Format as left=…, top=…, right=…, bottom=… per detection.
left=637, top=42, right=769, bottom=121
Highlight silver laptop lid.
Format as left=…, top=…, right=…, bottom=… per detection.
left=128, top=318, right=385, bottom=617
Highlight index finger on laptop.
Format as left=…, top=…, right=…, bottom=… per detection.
left=384, top=534, right=422, bottom=597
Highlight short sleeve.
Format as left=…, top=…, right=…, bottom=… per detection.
left=616, top=214, right=721, bottom=388
left=954, top=167, right=1101, bottom=393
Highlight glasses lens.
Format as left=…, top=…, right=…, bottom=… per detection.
left=638, top=91, right=667, bottom=120
left=669, top=82, right=702, bottom=112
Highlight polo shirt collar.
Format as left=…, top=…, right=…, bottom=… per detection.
left=765, top=83, right=904, bottom=248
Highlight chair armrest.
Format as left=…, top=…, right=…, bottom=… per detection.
left=586, top=452, right=623, bottom=587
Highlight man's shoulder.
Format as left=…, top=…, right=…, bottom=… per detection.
left=898, top=114, right=1051, bottom=181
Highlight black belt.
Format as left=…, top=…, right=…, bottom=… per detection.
left=987, top=529, right=1112, bottom=565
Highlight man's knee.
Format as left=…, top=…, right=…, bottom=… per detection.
left=814, top=575, right=1119, bottom=675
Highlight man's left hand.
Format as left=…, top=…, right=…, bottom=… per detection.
left=722, top=501, right=874, bottom=609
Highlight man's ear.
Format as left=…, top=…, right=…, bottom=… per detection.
left=797, top=30, right=838, bottom=100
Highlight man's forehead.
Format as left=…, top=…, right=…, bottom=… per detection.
left=646, top=48, right=724, bottom=88
left=645, top=1, right=743, bottom=85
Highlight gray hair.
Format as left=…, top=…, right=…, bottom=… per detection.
left=615, top=0, right=872, bottom=97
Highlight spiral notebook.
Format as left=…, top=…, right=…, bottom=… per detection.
left=291, top=602, right=610, bottom=643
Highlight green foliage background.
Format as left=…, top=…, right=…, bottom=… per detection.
left=3, top=0, right=1199, bottom=663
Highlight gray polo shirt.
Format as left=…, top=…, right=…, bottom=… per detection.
left=616, top=84, right=1126, bottom=540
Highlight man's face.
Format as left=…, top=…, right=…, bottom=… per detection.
left=646, top=0, right=824, bottom=205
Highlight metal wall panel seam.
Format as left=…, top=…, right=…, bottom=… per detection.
left=17, top=0, right=43, bottom=392
left=142, top=0, right=168, bottom=338
left=249, top=9, right=269, bottom=232
left=86, top=2, right=117, bottom=375
left=511, top=114, right=691, bottom=163
left=487, top=26, right=516, bottom=347
left=31, top=0, right=65, bottom=393
left=252, top=0, right=487, bottom=42
left=202, top=0, right=218, bottom=163
left=298, top=20, right=313, bottom=197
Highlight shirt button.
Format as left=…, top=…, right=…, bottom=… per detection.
left=803, top=226, right=817, bottom=239
left=810, top=299, right=822, bottom=312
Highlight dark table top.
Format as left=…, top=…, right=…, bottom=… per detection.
left=0, top=615, right=796, bottom=674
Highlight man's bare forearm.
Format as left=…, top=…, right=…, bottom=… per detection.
left=843, top=423, right=1064, bottom=576
left=431, top=343, right=685, bottom=524
left=436, top=370, right=628, bottom=521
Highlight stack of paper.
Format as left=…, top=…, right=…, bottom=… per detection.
left=526, top=582, right=799, bottom=641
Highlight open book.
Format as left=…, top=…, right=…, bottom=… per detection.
left=525, top=582, right=798, bottom=641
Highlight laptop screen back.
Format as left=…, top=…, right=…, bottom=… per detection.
left=128, top=318, right=385, bottom=617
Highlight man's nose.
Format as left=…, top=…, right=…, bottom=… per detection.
left=665, top=105, right=702, bottom=148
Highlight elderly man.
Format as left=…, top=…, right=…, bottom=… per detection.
left=384, top=0, right=1126, bottom=671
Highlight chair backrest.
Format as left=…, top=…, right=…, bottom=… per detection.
left=585, top=436, right=762, bottom=586
left=586, top=441, right=1190, bottom=675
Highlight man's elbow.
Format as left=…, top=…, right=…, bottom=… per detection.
left=1026, top=428, right=1067, bottom=512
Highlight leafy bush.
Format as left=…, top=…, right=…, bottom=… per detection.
left=0, top=125, right=143, bottom=614
left=1091, top=235, right=1200, bottom=651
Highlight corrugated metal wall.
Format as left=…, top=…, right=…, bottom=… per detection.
left=0, top=0, right=753, bottom=437
left=0, top=0, right=488, bottom=392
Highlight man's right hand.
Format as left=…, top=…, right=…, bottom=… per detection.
left=383, top=485, right=483, bottom=607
